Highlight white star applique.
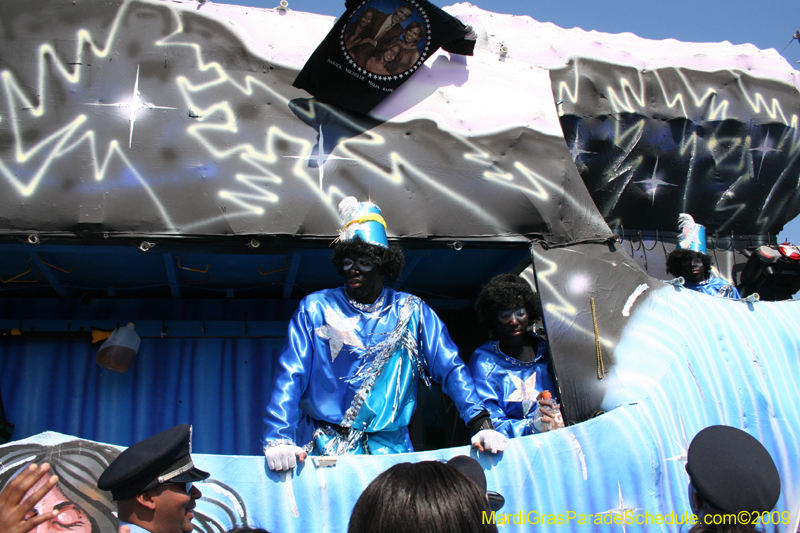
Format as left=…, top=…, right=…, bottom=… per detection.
left=507, top=374, right=538, bottom=416
left=601, top=481, right=641, bottom=533
left=315, top=306, right=363, bottom=361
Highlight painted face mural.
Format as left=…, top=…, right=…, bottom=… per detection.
left=0, top=438, right=249, bottom=533
left=0, top=441, right=120, bottom=533
left=23, top=479, right=92, bottom=533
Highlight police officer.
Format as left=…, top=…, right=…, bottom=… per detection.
left=98, top=424, right=209, bottom=533
left=685, top=425, right=781, bottom=532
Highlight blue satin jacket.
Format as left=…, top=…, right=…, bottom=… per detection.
left=263, top=286, right=485, bottom=455
left=468, top=334, right=556, bottom=438
left=685, top=274, right=740, bottom=299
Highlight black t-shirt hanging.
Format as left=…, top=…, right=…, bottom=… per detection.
left=293, top=0, right=475, bottom=115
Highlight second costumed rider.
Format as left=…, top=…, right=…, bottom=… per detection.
left=469, top=273, right=561, bottom=438
left=665, top=214, right=740, bottom=299
left=263, top=197, right=506, bottom=471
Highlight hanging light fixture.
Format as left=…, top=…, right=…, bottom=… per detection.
left=96, top=323, right=141, bottom=373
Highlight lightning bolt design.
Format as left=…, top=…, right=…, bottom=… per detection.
left=554, top=56, right=800, bottom=235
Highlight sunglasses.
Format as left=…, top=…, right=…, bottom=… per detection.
left=164, top=481, right=194, bottom=493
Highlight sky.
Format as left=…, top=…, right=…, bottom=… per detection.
left=211, top=0, right=800, bottom=242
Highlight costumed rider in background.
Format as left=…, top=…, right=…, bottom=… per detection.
left=468, top=273, right=562, bottom=438
left=263, top=197, right=506, bottom=471
left=666, top=214, right=740, bottom=299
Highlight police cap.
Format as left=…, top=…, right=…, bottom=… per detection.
left=98, top=424, right=209, bottom=500
left=447, top=455, right=505, bottom=511
left=686, top=425, right=781, bottom=513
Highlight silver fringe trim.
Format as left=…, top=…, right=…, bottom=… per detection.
left=347, top=290, right=386, bottom=313
left=263, top=439, right=296, bottom=453
left=341, top=295, right=426, bottom=429
left=299, top=295, right=432, bottom=457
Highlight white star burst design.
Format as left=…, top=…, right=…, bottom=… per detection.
left=750, top=132, right=781, bottom=180
left=507, top=374, right=538, bottom=416
left=633, top=158, right=677, bottom=204
left=283, top=124, right=359, bottom=190
left=86, top=64, right=175, bottom=148
left=665, top=413, right=690, bottom=465
left=315, top=306, right=363, bottom=361
left=569, top=129, right=595, bottom=162
left=602, top=481, right=641, bottom=533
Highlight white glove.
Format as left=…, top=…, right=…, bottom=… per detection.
left=471, top=429, right=507, bottom=453
left=264, top=444, right=307, bottom=471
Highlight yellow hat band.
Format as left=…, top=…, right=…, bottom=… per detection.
left=342, top=213, right=387, bottom=232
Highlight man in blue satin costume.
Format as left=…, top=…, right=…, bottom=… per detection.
left=666, top=214, right=740, bottom=299
left=263, top=197, right=506, bottom=471
left=469, top=273, right=562, bottom=438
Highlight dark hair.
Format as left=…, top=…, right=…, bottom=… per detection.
left=347, top=461, right=498, bottom=533
left=227, top=528, right=271, bottom=533
left=332, top=237, right=405, bottom=281
left=372, top=41, right=402, bottom=62
left=665, top=249, right=712, bottom=278
left=402, top=22, right=424, bottom=46
left=0, top=441, right=121, bottom=533
left=382, top=43, right=406, bottom=73
left=346, top=7, right=377, bottom=38
left=358, top=7, right=377, bottom=23
left=475, top=273, right=541, bottom=331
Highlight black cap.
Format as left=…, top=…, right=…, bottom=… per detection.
left=98, top=424, right=210, bottom=500
left=447, top=455, right=505, bottom=511
left=686, top=425, right=781, bottom=513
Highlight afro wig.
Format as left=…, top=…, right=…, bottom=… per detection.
left=475, top=273, right=542, bottom=331
left=331, top=236, right=405, bottom=281
left=665, top=248, right=712, bottom=279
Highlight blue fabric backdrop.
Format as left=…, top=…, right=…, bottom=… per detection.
left=0, top=336, right=281, bottom=455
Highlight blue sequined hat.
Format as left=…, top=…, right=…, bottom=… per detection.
left=677, top=213, right=707, bottom=254
left=338, top=196, right=389, bottom=248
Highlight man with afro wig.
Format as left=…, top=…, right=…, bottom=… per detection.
left=263, top=197, right=505, bottom=471
left=666, top=214, right=739, bottom=299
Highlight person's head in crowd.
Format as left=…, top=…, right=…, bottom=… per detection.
left=666, top=248, right=712, bottom=283
left=685, top=425, right=781, bottom=532
left=0, top=441, right=120, bottom=533
left=226, top=528, right=270, bottom=533
left=332, top=197, right=404, bottom=305
left=98, top=424, right=209, bottom=533
left=446, top=456, right=504, bottom=512
left=475, top=273, right=541, bottom=345
left=347, top=461, right=498, bottom=533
